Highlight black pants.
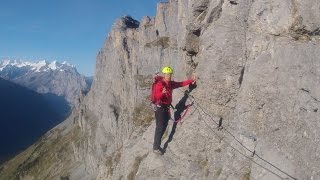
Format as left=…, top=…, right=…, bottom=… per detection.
left=153, top=106, right=170, bottom=150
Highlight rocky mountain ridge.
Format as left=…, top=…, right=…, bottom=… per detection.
left=0, top=60, right=90, bottom=106
left=1, top=0, right=319, bottom=180
left=0, top=60, right=75, bottom=72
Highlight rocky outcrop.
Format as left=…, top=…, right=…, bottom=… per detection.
left=1, top=0, right=319, bottom=180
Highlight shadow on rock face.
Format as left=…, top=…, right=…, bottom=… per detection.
left=163, top=84, right=197, bottom=153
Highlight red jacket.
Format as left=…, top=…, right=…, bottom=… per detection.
left=154, top=76, right=194, bottom=106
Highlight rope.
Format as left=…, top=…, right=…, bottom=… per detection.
left=193, top=103, right=287, bottom=180
left=168, top=103, right=193, bottom=124
left=178, top=89, right=297, bottom=180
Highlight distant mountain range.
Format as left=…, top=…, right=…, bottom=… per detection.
left=0, top=77, right=67, bottom=164
left=0, top=60, right=93, bottom=165
left=0, top=60, right=91, bottom=106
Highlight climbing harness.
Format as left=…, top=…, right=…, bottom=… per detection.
left=147, top=70, right=297, bottom=179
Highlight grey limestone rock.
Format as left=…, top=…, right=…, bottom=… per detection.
left=2, top=0, right=319, bottom=180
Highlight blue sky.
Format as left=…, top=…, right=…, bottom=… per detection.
left=0, top=0, right=163, bottom=76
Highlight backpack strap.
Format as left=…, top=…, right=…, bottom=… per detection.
left=151, top=76, right=164, bottom=105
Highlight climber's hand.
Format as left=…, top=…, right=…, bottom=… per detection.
left=191, top=73, right=196, bottom=83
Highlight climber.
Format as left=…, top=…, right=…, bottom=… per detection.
left=151, top=66, right=196, bottom=155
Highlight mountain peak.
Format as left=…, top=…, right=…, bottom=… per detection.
left=0, top=60, right=75, bottom=73
left=112, top=16, right=140, bottom=31
left=48, top=61, right=57, bottom=70
left=0, top=59, right=90, bottom=106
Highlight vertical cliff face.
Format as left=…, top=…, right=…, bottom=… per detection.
left=89, top=0, right=320, bottom=179
left=1, top=0, right=319, bottom=180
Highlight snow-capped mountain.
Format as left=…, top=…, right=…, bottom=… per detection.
left=0, top=60, right=90, bottom=106
left=0, top=60, right=75, bottom=74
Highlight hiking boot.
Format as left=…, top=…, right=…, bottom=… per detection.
left=153, top=149, right=163, bottom=155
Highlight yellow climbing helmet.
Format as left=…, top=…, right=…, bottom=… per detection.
left=162, top=66, right=173, bottom=74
